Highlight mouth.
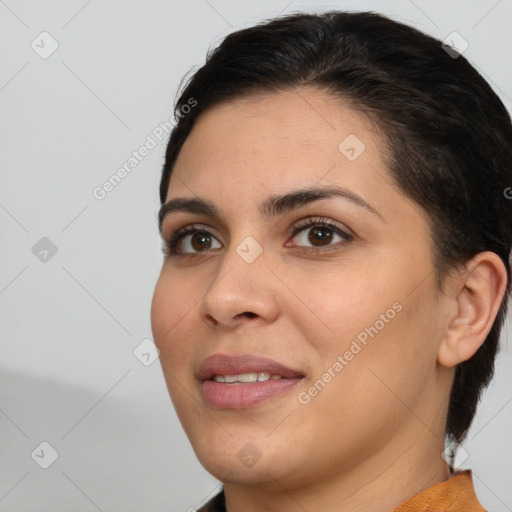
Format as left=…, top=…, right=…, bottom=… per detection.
left=197, top=354, right=305, bottom=409
left=211, top=372, right=284, bottom=383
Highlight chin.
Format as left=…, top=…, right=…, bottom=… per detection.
left=189, top=431, right=307, bottom=489
left=198, top=453, right=288, bottom=488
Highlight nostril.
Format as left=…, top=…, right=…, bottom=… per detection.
left=243, top=312, right=257, bottom=319
left=204, top=314, right=217, bottom=326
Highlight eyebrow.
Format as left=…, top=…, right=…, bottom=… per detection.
left=158, top=185, right=382, bottom=234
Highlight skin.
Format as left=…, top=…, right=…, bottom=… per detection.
left=150, top=87, right=507, bottom=512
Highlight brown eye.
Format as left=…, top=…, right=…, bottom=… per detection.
left=308, top=226, right=334, bottom=246
left=289, top=218, right=352, bottom=252
left=180, top=231, right=221, bottom=253
left=190, top=232, right=213, bottom=251
left=165, top=226, right=222, bottom=256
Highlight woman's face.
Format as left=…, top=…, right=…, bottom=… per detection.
left=151, top=88, right=453, bottom=489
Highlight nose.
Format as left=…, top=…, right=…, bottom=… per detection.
left=198, top=241, right=280, bottom=329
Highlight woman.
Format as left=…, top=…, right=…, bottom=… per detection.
left=151, top=11, right=511, bottom=511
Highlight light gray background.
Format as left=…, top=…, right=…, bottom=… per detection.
left=1, top=1, right=511, bottom=511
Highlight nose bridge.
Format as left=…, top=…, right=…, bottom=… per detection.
left=198, top=232, right=278, bottom=326
left=213, top=219, right=267, bottom=285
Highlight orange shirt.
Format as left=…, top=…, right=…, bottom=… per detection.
left=392, top=469, right=486, bottom=511
left=198, top=469, right=486, bottom=511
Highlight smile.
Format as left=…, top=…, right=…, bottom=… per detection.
left=212, top=372, right=283, bottom=383
left=197, top=354, right=304, bottom=408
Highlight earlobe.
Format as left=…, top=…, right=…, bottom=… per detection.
left=437, top=252, right=508, bottom=368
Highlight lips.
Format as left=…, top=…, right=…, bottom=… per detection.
left=197, top=354, right=304, bottom=409
left=197, top=354, right=304, bottom=380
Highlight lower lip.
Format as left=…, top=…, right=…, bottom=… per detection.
left=201, top=378, right=303, bottom=409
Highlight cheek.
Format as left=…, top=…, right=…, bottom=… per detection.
left=295, top=299, right=433, bottom=457
left=150, top=270, right=197, bottom=366
left=293, top=266, right=389, bottom=357
left=150, top=277, right=173, bottom=351
left=151, top=274, right=204, bottom=419
left=298, top=257, right=439, bottom=397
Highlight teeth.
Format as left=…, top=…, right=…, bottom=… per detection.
left=226, top=373, right=256, bottom=383
left=212, top=372, right=282, bottom=383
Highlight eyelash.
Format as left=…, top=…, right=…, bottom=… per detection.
left=162, top=217, right=353, bottom=257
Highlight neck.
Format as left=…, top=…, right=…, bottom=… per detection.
left=223, top=422, right=452, bottom=512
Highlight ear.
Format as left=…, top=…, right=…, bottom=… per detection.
left=437, top=251, right=508, bottom=368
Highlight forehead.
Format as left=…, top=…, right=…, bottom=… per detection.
left=169, top=88, right=385, bottom=195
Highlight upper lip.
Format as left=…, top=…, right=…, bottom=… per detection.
left=196, top=354, right=304, bottom=381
